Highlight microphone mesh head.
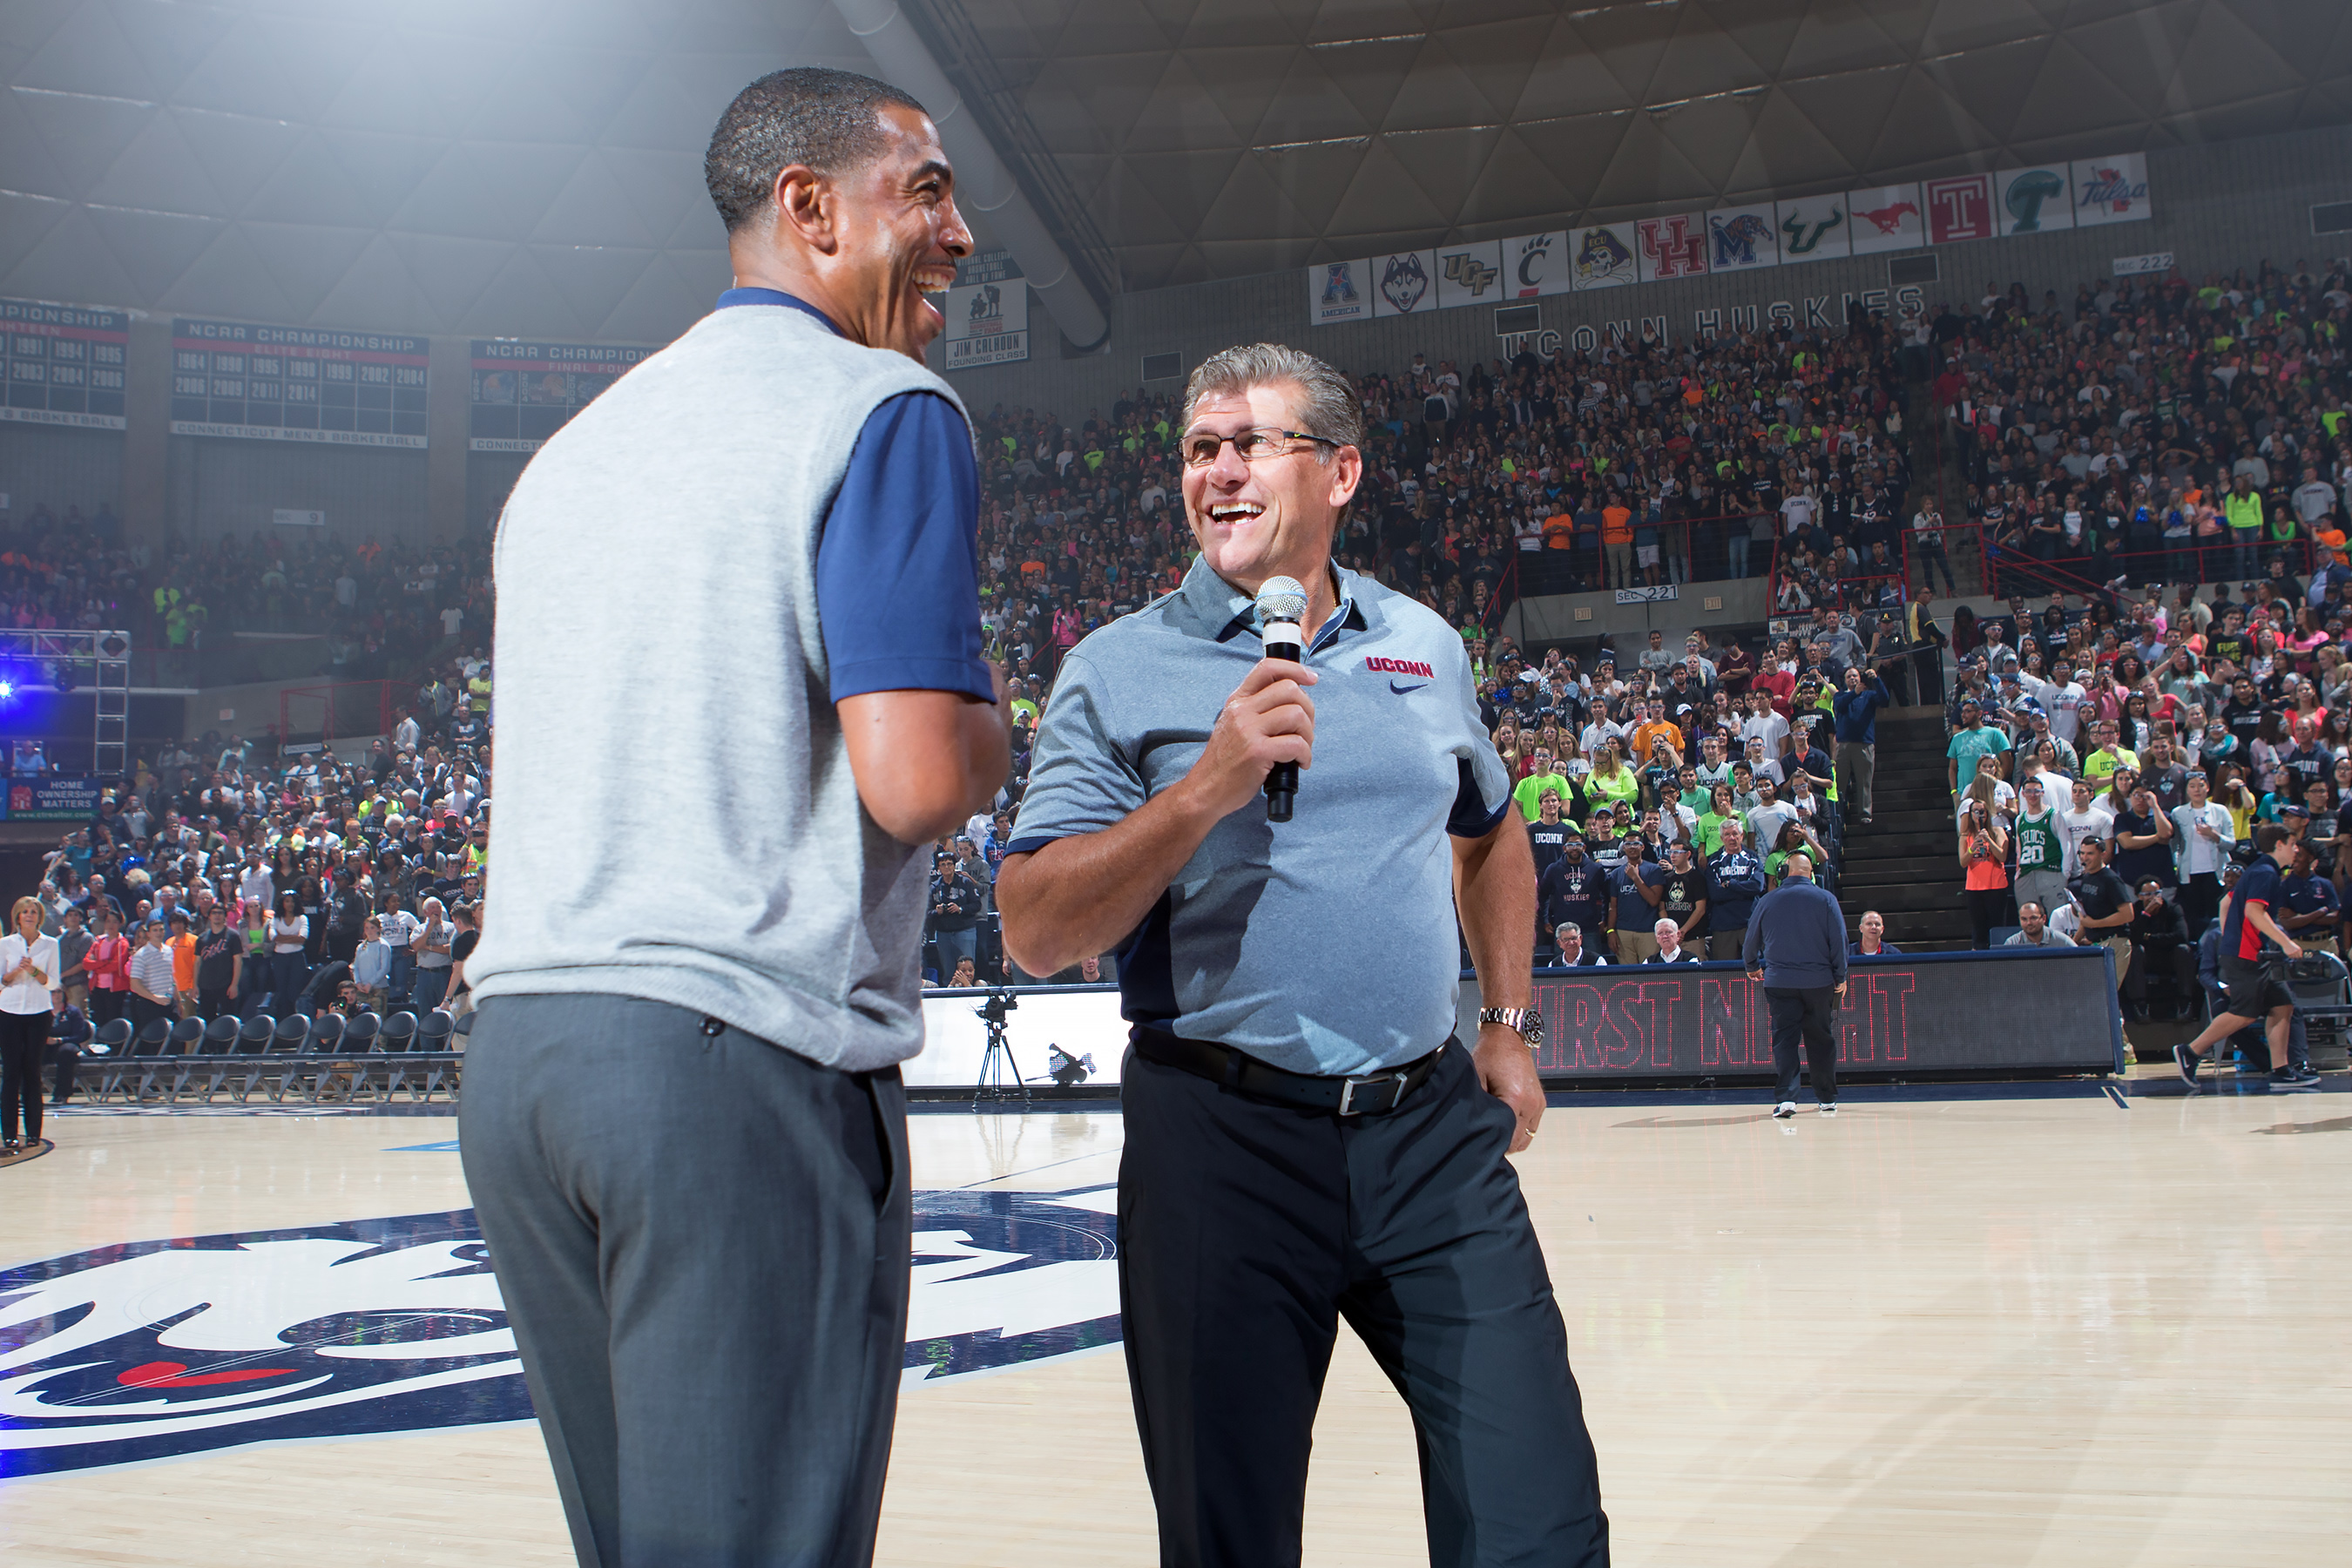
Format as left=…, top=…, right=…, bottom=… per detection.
left=1255, top=576, right=1308, bottom=626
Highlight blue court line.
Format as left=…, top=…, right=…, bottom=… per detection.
left=386, top=1139, right=462, bottom=1152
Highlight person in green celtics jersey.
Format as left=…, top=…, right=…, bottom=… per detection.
left=2012, top=775, right=2068, bottom=920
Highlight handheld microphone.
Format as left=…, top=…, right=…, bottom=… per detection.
left=1255, top=576, right=1308, bottom=822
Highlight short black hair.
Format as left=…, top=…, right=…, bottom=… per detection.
left=704, top=67, right=928, bottom=233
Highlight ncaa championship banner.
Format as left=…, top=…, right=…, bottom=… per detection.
left=1, top=299, right=128, bottom=431
left=469, top=340, right=652, bottom=453
left=942, top=252, right=1029, bottom=371
left=170, top=320, right=429, bottom=448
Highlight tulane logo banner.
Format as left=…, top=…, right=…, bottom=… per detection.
left=1996, top=166, right=2076, bottom=235
left=0, top=1192, right=1123, bottom=1477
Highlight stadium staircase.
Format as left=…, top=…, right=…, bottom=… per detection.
left=1833, top=706, right=1974, bottom=951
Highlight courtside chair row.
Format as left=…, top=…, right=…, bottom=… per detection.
left=70, top=1009, right=470, bottom=1105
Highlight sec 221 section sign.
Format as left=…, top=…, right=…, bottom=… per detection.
left=170, top=320, right=427, bottom=449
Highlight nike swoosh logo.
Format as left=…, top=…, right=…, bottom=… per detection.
left=1389, top=681, right=1429, bottom=694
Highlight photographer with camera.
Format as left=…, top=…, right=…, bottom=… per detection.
left=927, top=849, right=984, bottom=981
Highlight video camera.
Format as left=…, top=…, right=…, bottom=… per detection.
left=977, top=987, right=1018, bottom=1024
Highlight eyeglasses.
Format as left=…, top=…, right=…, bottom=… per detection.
left=1176, top=427, right=1341, bottom=468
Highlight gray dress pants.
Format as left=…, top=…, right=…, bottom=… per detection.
left=462, top=995, right=911, bottom=1568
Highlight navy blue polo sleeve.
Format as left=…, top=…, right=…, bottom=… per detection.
left=814, top=391, right=995, bottom=705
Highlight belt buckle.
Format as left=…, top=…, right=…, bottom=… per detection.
left=1336, top=1070, right=1407, bottom=1117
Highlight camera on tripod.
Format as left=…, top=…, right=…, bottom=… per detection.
left=977, top=987, right=1018, bottom=1024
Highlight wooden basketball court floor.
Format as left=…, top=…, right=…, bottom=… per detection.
left=0, top=1076, right=2344, bottom=1566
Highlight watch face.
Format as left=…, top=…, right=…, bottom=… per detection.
left=1522, top=1009, right=1544, bottom=1045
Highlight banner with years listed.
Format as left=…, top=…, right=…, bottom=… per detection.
left=1, top=299, right=128, bottom=430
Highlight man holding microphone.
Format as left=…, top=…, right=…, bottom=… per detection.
left=998, top=343, right=1608, bottom=1567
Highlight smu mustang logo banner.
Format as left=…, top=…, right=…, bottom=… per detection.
left=0, top=1191, right=1120, bottom=1477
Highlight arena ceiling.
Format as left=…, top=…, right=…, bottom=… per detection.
left=0, top=0, right=2344, bottom=341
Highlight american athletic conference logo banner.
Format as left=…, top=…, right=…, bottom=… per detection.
left=0, top=1192, right=1121, bottom=1477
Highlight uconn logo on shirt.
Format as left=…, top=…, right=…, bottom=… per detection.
left=1366, top=655, right=1435, bottom=693
left=0, top=1191, right=1120, bottom=1476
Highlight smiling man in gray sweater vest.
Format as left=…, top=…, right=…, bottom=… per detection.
left=461, top=69, right=1008, bottom=1568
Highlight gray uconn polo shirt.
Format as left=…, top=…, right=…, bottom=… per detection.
left=1008, top=556, right=1511, bottom=1076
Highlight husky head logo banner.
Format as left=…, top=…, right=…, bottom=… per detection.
left=1376, top=251, right=1433, bottom=315
left=0, top=1193, right=1122, bottom=1477
left=1571, top=226, right=1635, bottom=289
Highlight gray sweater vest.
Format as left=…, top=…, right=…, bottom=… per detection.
left=469, top=302, right=970, bottom=1071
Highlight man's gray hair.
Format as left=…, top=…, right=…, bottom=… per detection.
left=1182, top=343, right=1365, bottom=458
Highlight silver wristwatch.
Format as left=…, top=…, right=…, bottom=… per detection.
left=1478, top=1007, right=1544, bottom=1047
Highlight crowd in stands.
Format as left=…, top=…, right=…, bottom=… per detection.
left=24, top=652, right=490, bottom=1058
left=0, top=499, right=490, bottom=682
left=1916, top=258, right=2352, bottom=1024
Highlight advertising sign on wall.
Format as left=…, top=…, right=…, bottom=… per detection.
left=1, top=299, right=128, bottom=430
left=170, top=320, right=428, bottom=448
left=941, top=251, right=1030, bottom=370
left=469, top=340, right=653, bottom=453
left=3, top=775, right=106, bottom=821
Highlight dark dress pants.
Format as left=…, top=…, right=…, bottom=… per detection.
left=1119, top=1041, right=1609, bottom=1568
left=462, top=996, right=911, bottom=1568
left=1767, top=985, right=1840, bottom=1104
left=0, top=1009, right=49, bottom=1142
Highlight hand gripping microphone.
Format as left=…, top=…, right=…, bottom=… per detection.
left=1254, top=576, right=1308, bottom=822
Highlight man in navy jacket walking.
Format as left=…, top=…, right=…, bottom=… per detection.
left=1832, top=665, right=1893, bottom=825
left=1743, top=850, right=1849, bottom=1118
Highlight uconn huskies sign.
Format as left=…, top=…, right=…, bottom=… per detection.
left=0, top=1190, right=1121, bottom=1477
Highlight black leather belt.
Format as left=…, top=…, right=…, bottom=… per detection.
left=1131, top=1025, right=1447, bottom=1117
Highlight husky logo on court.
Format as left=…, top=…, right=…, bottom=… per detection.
left=0, top=1192, right=1120, bottom=1476
left=1380, top=253, right=1429, bottom=314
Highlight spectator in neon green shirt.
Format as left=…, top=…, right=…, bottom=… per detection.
left=1511, top=747, right=1571, bottom=822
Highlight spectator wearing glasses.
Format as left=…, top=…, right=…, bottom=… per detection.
left=1959, top=797, right=2011, bottom=950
